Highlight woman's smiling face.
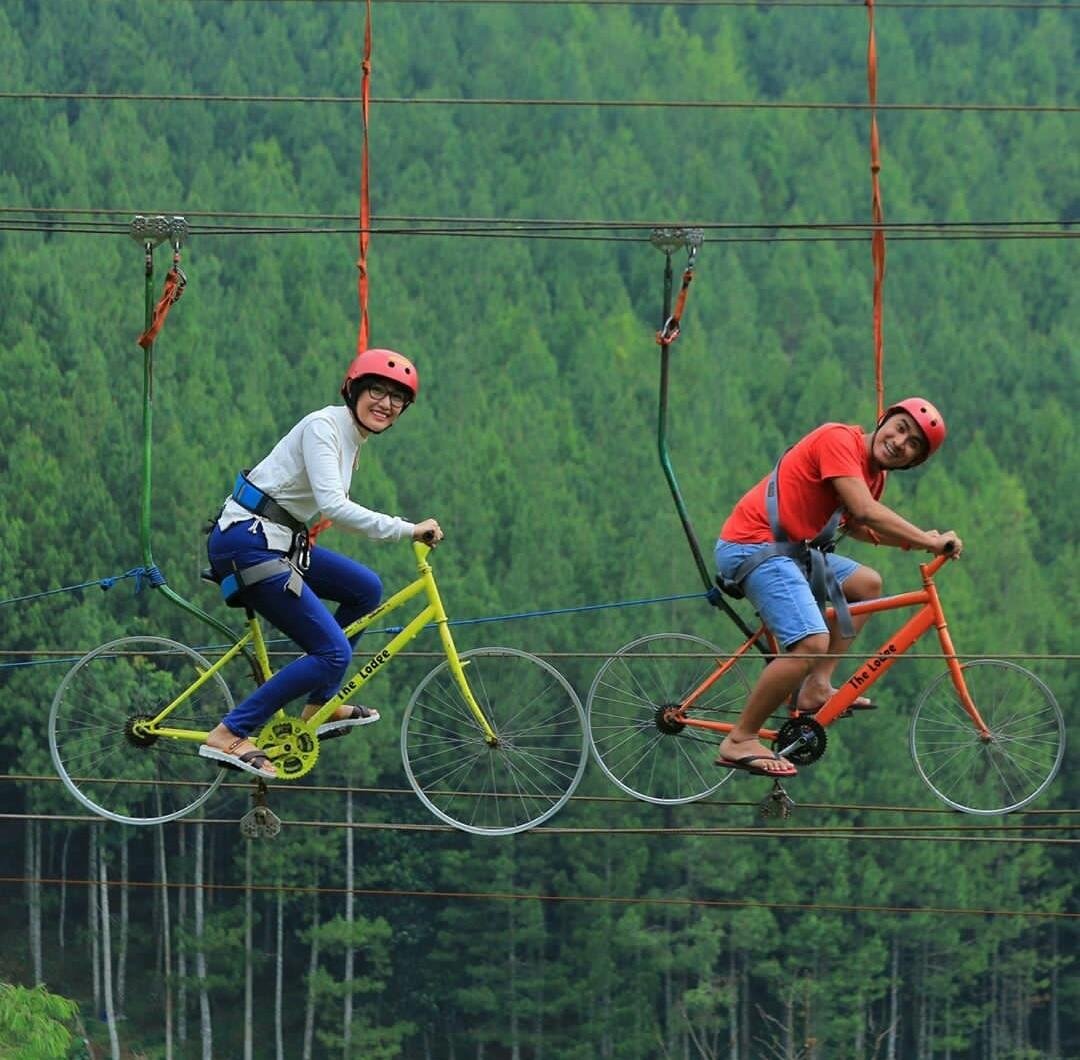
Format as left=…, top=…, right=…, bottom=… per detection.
left=353, top=379, right=411, bottom=433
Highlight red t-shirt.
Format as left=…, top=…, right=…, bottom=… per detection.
left=720, top=423, right=885, bottom=543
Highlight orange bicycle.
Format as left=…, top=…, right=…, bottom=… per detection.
left=586, top=551, right=1064, bottom=815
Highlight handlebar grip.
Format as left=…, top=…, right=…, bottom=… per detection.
left=943, top=539, right=956, bottom=554
left=422, top=529, right=438, bottom=544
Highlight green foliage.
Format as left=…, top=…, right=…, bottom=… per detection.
left=0, top=983, right=79, bottom=1060
left=0, top=1, right=1076, bottom=1057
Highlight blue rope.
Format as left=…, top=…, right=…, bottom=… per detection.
left=371, top=590, right=709, bottom=636
left=0, top=567, right=159, bottom=608
left=0, top=588, right=711, bottom=670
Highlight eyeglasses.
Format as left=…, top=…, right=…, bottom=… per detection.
left=366, top=381, right=410, bottom=410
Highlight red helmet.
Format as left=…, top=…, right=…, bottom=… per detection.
left=879, top=397, right=946, bottom=466
left=341, top=348, right=419, bottom=403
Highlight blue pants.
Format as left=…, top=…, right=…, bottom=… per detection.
left=208, top=520, right=382, bottom=737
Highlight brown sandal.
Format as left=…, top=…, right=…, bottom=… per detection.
left=199, top=737, right=277, bottom=778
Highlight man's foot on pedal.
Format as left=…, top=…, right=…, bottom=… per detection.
left=301, top=703, right=381, bottom=738
left=199, top=727, right=277, bottom=779
left=715, top=737, right=797, bottom=778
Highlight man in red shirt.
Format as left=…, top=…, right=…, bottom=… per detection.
left=714, top=398, right=962, bottom=777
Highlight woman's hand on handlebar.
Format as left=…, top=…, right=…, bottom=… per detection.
left=413, top=518, right=444, bottom=546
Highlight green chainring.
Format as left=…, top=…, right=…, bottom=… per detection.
left=254, top=716, right=320, bottom=780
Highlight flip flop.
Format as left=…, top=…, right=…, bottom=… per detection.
left=714, top=753, right=798, bottom=778
left=313, top=704, right=381, bottom=738
left=793, top=680, right=877, bottom=717
left=199, top=741, right=277, bottom=779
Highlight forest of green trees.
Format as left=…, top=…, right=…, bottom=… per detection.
left=0, top=1, right=1076, bottom=1057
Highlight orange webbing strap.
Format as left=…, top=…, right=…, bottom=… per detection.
left=867, top=0, right=886, bottom=421
left=356, top=0, right=373, bottom=354
left=307, top=518, right=334, bottom=546
left=656, top=259, right=697, bottom=347
left=136, top=259, right=186, bottom=350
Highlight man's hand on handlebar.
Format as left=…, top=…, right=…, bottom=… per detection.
left=413, top=518, right=444, bottom=546
left=926, top=530, right=962, bottom=558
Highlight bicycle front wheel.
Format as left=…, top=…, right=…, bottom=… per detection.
left=910, top=659, right=1064, bottom=815
left=49, top=636, right=232, bottom=825
left=402, top=647, right=588, bottom=836
left=587, top=633, right=752, bottom=804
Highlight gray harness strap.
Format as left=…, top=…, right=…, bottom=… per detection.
left=219, top=557, right=304, bottom=606
left=724, top=454, right=855, bottom=639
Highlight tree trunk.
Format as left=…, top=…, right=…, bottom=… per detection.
left=117, top=835, right=129, bottom=1018
left=740, top=951, right=750, bottom=1060
left=26, top=818, right=43, bottom=985
left=194, top=822, right=212, bottom=1060
left=245, top=842, right=254, bottom=1060
left=89, top=825, right=101, bottom=1018
left=58, top=828, right=71, bottom=951
left=277, top=881, right=286, bottom=1060
left=302, top=886, right=320, bottom=1060
left=783, top=989, right=795, bottom=1060
left=886, top=938, right=900, bottom=1060
left=156, top=823, right=174, bottom=1060
left=727, top=940, right=738, bottom=1060
left=509, top=900, right=519, bottom=1060
left=1049, top=922, right=1060, bottom=1059
left=177, top=825, right=188, bottom=1047
left=344, top=791, right=354, bottom=1058
left=99, top=849, right=121, bottom=1060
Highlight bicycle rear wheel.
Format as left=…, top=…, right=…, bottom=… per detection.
left=401, top=647, right=588, bottom=835
left=587, top=633, right=752, bottom=804
left=49, top=636, right=232, bottom=825
left=910, top=659, right=1064, bottom=815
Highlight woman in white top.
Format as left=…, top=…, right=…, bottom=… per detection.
left=200, top=348, right=443, bottom=778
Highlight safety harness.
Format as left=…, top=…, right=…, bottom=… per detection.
left=206, top=472, right=310, bottom=606
left=718, top=454, right=855, bottom=639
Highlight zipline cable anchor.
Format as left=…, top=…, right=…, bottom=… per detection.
left=129, top=214, right=173, bottom=247
left=649, top=226, right=703, bottom=258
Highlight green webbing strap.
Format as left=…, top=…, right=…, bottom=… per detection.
left=133, top=216, right=238, bottom=643
left=650, top=229, right=765, bottom=652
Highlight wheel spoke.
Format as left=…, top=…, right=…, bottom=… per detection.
left=586, top=633, right=749, bottom=804
left=49, top=637, right=230, bottom=825
left=402, top=648, right=587, bottom=835
left=910, top=660, right=1063, bottom=814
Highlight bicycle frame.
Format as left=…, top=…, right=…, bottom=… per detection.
left=133, top=541, right=498, bottom=746
left=670, top=552, right=990, bottom=741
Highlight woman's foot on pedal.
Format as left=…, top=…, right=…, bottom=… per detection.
left=301, top=703, right=381, bottom=738
left=199, top=725, right=277, bottom=779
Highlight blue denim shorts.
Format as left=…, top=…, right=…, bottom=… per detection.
left=715, top=539, right=860, bottom=649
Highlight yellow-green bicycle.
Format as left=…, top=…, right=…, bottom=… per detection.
left=49, top=541, right=589, bottom=835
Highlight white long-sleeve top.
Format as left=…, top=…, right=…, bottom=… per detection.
left=217, top=405, right=415, bottom=552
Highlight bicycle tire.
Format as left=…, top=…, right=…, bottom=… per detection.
left=909, top=659, right=1064, bottom=815
left=49, top=636, right=231, bottom=825
left=586, top=632, right=751, bottom=804
left=401, top=647, right=588, bottom=835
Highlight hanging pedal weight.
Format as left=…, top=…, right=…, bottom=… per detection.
left=240, top=781, right=281, bottom=839
left=760, top=779, right=796, bottom=821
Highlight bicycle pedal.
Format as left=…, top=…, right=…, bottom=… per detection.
left=240, top=805, right=281, bottom=840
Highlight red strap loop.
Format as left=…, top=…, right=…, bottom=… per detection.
left=136, top=265, right=186, bottom=350
left=656, top=266, right=695, bottom=347
left=356, top=0, right=373, bottom=354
